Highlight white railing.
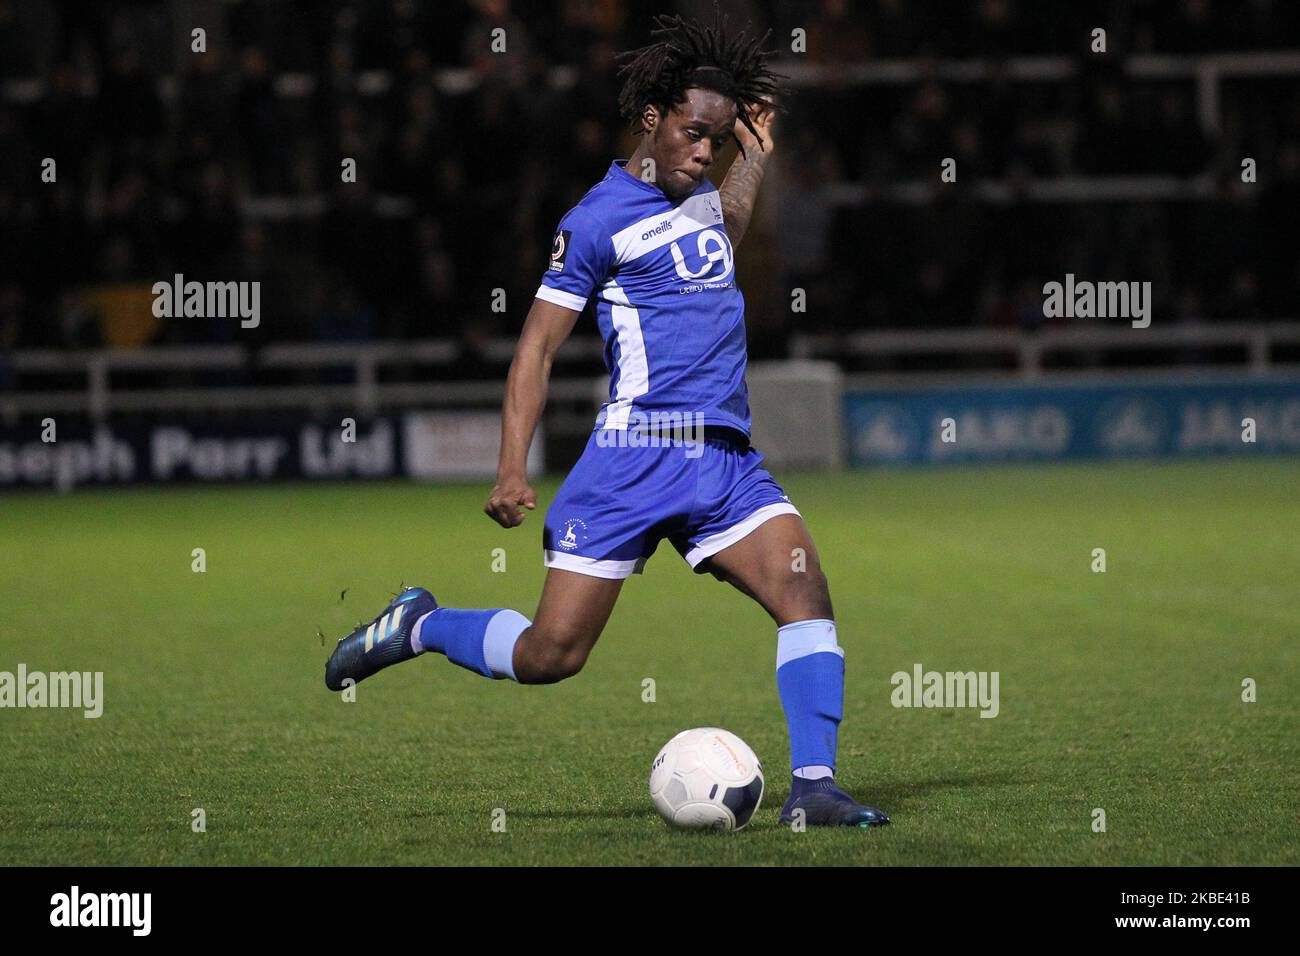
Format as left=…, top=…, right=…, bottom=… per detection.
left=792, top=321, right=1300, bottom=380
left=4, top=322, right=1299, bottom=422
left=824, top=173, right=1225, bottom=205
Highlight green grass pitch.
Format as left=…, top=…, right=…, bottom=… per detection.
left=2, top=458, right=1297, bottom=866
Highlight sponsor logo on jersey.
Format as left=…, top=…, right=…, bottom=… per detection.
left=548, top=230, right=571, bottom=272
left=670, top=228, right=734, bottom=284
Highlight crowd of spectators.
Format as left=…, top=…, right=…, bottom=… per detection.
left=1, top=0, right=1298, bottom=362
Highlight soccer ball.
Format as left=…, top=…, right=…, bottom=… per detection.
left=650, top=728, right=764, bottom=831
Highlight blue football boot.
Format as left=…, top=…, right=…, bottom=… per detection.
left=325, top=586, right=437, bottom=691
left=778, top=777, right=891, bottom=828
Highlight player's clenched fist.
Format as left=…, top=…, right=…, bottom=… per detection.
left=484, top=477, right=536, bottom=527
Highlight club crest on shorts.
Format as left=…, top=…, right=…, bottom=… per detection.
left=556, top=517, right=587, bottom=550
left=548, top=229, right=571, bottom=272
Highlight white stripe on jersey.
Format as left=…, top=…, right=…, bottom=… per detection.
left=600, top=279, right=649, bottom=429
left=608, top=191, right=725, bottom=266
left=534, top=284, right=588, bottom=312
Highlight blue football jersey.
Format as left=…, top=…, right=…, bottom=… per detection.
left=536, top=160, right=750, bottom=435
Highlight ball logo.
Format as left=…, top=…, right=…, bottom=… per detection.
left=670, top=228, right=733, bottom=284
left=709, top=732, right=746, bottom=773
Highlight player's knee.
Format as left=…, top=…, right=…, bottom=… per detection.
left=780, top=565, right=833, bottom=622
left=518, top=624, right=593, bottom=684
left=529, top=645, right=590, bottom=684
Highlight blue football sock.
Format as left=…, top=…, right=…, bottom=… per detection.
left=412, top=608, right=530, bottom=681
left=775, top=619, right=845, bottom=774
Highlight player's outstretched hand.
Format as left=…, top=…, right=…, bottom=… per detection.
left=484, top=477, right=536, bottom=528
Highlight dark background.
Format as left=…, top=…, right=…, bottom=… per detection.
left=1, top=0, right=1297, bottom=377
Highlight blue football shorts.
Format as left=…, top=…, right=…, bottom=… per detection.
left=542, top=428, right=801, bottom=579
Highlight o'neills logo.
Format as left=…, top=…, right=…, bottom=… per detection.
left=152, top=273, right=260, bottom=328
left=641, top=218, right=673, bottom=241
left=50, top=886, right=151, bottom=936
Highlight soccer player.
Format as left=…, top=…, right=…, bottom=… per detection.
left=326, top=9, right=889, bottom=828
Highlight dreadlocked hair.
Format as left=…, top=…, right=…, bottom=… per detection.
left=615, top=4, right=788, bottom=158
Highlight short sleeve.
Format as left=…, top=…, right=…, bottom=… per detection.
left=536, top=205, right=615, bottom=313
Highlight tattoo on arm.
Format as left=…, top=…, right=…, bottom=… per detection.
left=719, top=152, right=770, bottom=249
